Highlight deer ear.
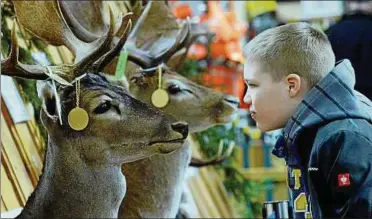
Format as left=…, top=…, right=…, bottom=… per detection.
left=124, top=61, right=149, bottom=88
left=36, top=80, right=59, bottom=124
left=167, top=48, right=187, bottom=71
left=124, top=61, right=141, bottom=79
left=103, top=74, right=130, bottom=92
left=128, top=72, right=148, bottom=88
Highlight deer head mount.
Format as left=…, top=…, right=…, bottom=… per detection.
left=36, top=73, right=188, bottom=159
left=117, top=1, right=239, bottom=132
left=5, top=0, right=189, bottom=157
left=127, top=66, right=239, bottom=132
left=2, top=1, right=188, bottom=218
left=39, top=2, right=238, bottom=218
left=53, top=1, right=188, bottom=74
left=117, top=2, right=239, bottom=218
left=55, top=0, right=238, bottom=132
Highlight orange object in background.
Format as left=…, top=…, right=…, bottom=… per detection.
left=200, top=65, right=246, bottom=108
left=174, top=1, right=247, bottom=63
left=172, top=3, right=192, bottom=19
left=171, top=1, right=249, bottom=109
left=210, top=41, right=244, bottom=63
left=201, top=1, right=246, bottom=63
left=187, top=43, right=208, bottom=60
left=205, top=2, right=247, bottom=42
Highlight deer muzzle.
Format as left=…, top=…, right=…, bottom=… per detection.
left=171, top=121, right=188, bottom=139
left=149, top=121, right=188, bottom=154
left=215, top=95, right=239, bottom=124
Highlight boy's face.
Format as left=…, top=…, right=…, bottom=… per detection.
left=243, top=61, right=296, bottom=132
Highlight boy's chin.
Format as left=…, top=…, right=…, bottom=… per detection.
left=257, top=125, right=271, bottom=132
left=256, top=123, right=282, bottom=132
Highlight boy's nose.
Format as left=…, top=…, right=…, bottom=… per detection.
left=243, top=95, right=252, bottom=105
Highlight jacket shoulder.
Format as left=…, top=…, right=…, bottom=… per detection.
left=308, top=121, right=372, bottom=218
left=314, top=118, right=372, bottom=147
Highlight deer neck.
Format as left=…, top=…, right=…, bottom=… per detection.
left=119, top=137, right=192, bottom=218
left=19, top=138, right=126, bottom=219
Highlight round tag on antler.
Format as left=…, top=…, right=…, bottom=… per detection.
left=68, top=107, right=89, bottom=131
left=151, top=89, right=169, bottom=108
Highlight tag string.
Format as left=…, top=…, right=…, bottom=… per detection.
left=76, top=79, right=80, bottom=107
left=45, top=66, right=63, bottom=125
left=43, top=66, right=72, bottom=86
left=43, top=66, right=87, bottom=111
left=158, top=65, right=162, bottom=89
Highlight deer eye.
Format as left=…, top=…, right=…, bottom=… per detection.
left=167, top=84, right=182, bottom=95
left=94, top=101, right=111, bottom=114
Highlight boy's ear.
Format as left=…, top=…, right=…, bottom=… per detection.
left=36, top=80, right=59, bottom=127
left=286, top=74, right=302, bottom=97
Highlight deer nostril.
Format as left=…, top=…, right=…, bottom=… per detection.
left=171, top=121, right=189, bottom=139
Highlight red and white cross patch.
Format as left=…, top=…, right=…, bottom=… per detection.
left=338, top=173, right=350, bottom=187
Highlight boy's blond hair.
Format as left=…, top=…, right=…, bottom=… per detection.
left=244, top=22, right=335, bottom=87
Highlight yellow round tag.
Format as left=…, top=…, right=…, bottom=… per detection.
left=151, top=89, right=169, bottom=108
left=68, top=107, right=89, bottom=131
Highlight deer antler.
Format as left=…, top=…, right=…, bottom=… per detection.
left=1, top=21, right=73, bottom=81
left=189, top=140, right=235, bottom=168
left=92, top=15, right=132, bottom=72
left=184, top=22, right=215, bottom=55
left=2, top=1, right=132, bottom=81
left=124, top=1, right=191, bottom=69
left=73, top=8, right=133, bottom=74
left=164, top=22, right=215, bottom=70
left=59, top=1, right=106, bottom=43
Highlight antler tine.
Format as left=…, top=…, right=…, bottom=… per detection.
left=73, top=5, right=117, bottom=74
left=115, top=12, right=133, bottom=37
left=125, top=1, right=190, bottom=69
left=185, top=31, right=215, bottom=54
left=153, top=19, right=191, bottom=65
left=59, top=1, right=104, bottom=43
left=1, top=21, right=69, bottom=80
left=11, top=1, right=113, bottom=80
left=125, top=1, right=154, bottom=69
left=92, top=14, right=133, bottom=72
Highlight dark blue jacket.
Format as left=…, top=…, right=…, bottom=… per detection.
left=326, top=12, right=372, bottom=100
left=273, top=60, right=372, bottom=218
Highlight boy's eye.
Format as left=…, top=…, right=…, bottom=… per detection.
left=248, top=83, right=257, bottom=88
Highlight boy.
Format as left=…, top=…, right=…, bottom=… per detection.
left=243, top=22, right=372, bottom=218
